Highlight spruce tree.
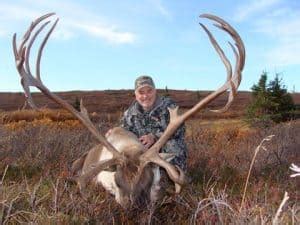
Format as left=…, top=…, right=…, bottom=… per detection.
left=247, top=72, right=295, bottom=125
left=267, top=74, right=295, bottom=122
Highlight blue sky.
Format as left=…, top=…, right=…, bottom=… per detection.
left=0, top=0, right=299, bottom=92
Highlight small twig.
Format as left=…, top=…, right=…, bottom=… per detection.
left=24, top=177, right=46, bottom=212
left=3, top=194, right=21, bottom=224
left=272, top=191, right=289, bottom=225
left=6, top=210, right=36, bottom=223
left=192, top=198, right=233, bottom=224
left=260, top=207, right=266, bottom=225
left=51, top=178, right=60, bottom=214
left=174, top=195, right=193, bottom=210
left=239, top=135, right=274, bottom=212
left=211, top=191, right=223, bottom=225
left=1, top=165, right=9, bottom=186
left=1, top=201, right=8, bottom=224
left=290, top=205, right=299, bottom=225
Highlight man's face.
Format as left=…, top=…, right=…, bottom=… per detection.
left=135, top=86, right=157, bottom=111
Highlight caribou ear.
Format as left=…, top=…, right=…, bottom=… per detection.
left=159, top=153, right=176, bottom=162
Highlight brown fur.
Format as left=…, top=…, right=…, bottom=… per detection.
left=82, top=144, right=103, bottom=173
left=72, top=127, right=157, bottom=207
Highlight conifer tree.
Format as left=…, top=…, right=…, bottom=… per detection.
left=247, top=72, right=295, bottom=124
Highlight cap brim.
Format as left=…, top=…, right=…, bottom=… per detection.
left=135, top=84, right=155, bottom=91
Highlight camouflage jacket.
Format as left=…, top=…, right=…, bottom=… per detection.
left=120, top=96, right=187, bottom=171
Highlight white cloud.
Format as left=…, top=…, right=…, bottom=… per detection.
left=73, top=23, right=136, bottom=44
left=148, top=0, right=172, bottom=20
left=234, top=0, right=282, bottom=22
left=254, top=13, right=300, bottom=41
left=51, top=27, right=75, bottom=41
left=233, top=1, right=300, bottom=66
left=0, top=28, right=7, bottom=37
left=266, top=42, right=300, bottom=66
left=0, top=0, right=136, bottom=44
left=0, top=2, right=40, bottom=21
left=253, top=8, right=300, bottom=66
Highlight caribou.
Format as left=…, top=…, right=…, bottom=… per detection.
left=13, top=13, right=245, bottom=208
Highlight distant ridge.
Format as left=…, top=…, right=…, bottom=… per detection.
left=1, top=90, right=299, bottom=114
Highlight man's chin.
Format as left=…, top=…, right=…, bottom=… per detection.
left=141, top=103, right=153, bottom=111
left=141, top=102, right=151, bottom=107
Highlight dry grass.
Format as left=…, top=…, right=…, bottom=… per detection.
left=0, top=110, right=299, bottom=224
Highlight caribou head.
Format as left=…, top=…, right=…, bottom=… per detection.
left=13, top=13, right=245, bottom=208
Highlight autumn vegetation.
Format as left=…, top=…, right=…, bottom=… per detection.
left=0, top=107, right=299, bottom=224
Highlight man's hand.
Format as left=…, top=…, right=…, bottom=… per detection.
left=139, top=133, right=156, bottom=149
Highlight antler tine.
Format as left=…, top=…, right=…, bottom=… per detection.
left=199, top=23, right=232, bottom=83
left=18, top=13, right=55, bottom=59
left=12, top=34, right=18, bottom=61
left=13, top=13, right=125, bottom=161
left=13, top=34, right=38, bottom=109
left=12, top=34, right=25, bottom=73
left=200, top=14, right=245, bottom=71
left=36, top=18, right=59, bottom=82
left=211, top=41, right=239, bottom=113
left=25, top=20, right=51, bottom=78
left=150, top=155, right=186, bottom=185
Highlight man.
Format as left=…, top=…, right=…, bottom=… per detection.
left=121, top=75, right=187, bottom=171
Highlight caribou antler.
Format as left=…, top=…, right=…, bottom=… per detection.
left=13, top=13, right=125, bottom=167
left=140, top=14, right=245, bottom=189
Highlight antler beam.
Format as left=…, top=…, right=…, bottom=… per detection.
left=140, top=13, right=245, bottom=188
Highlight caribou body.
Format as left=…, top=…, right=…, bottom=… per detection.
left=13, top=13, right=245, bottom=208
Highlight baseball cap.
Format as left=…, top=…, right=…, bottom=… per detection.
left=134, top=75, right=155, bottom=90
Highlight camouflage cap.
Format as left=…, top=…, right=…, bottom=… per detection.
left=134, top=75, right=155, bottom=90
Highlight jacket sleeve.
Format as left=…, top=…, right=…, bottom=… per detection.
left=120, top=111, right=132, bottom=130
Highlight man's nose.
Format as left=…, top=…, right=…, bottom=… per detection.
left=141, top=94, right=149, bottom=99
